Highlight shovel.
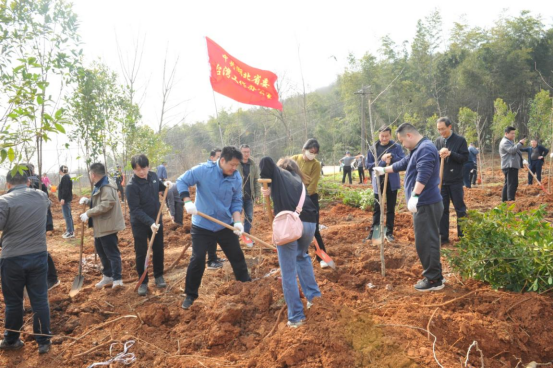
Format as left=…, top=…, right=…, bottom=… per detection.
left=313, top=238, right=335, bottom=269
left=439, top=156, right=445, bottom=190
left=372, top=173, right=388, bottom=245
left=69, top=215, right=86, bottom=297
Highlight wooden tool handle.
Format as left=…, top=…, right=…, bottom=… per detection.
left=439, top=157, right=445, bottom=190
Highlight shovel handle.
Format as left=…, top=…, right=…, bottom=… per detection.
left=258, top=179, right=273, bottom=222
left=439, top=157, right=445, bottom=190
left=197, top=211, right=276, bottom=249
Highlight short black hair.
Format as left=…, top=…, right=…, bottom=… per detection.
left=379, top=126, right=392, bottom=134
left=7, top=170, right=28, bottom=185
left=89, top=163, right=106, bottom=176
left=239, top=144, right=250, bottom=150
left=131, top=154, right=149, bottom=169
left=437, top=117, right=452, bottom=127
left=209, top=148, right=221, bottom=157
left=396, top=123, right=419, bottom=136
left=220, top=146, right=243, bottom=162
left=505, top=126, right=516, bottom=134
left=302, top=138, right=320, bottom=153
left=60, top=165, right=68, bottom=174
left=20, top=163, right=34, bottom=176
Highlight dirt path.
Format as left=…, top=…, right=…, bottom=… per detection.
left=1, top=172, right=552, bottom=367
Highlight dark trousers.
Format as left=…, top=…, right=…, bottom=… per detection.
left=357, top=167, right=365, bottom=183
left=371, top=186, right=398, bottom=236
left=117, top=185, right=125, bottom=203
left=462, top=162, right=475, bottom=188
left=46, top=208, right=53, bottom=231
left=47, top=252, right=58, bottom=284
left=470, top=166, right=477, bottom=185
left=0, top=251, right=51, bottom=344
left=502, top=168, right=519, bottom=201
left=528, top=160, right=543, bottom=184
left=172, top=201, right=184, bottom=225
left=309, top=194, right=327, bottom=262
left=131, top=222, right=164, bottom=284
left=185, top=226, right=250, bottom=299
left=94, top=233, right=122, bottom=281
left=342, top=166, right=352, bottom=184
left=440, top=183, right=467, bottom=240
left=413, top=201, right=443, bottom=281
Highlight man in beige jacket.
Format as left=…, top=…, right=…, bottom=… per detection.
left=79, top=163, right=126, bottom=288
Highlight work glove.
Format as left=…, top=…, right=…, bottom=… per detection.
left=79, top=197, right=90, bottom=205
left=80, top=213, right=89, bottom=222
left=233, top=222, right=244, bottom=236
left=550, top=152, right=553, bottom=158
left=408, top=193, right=419, bottom=213
left=151, top=223, right=160, bottom=233
left=523, top=159, right=529, bottom=166
left=184, top=201, right=197, bottom=215
left=374, top=167, right=386, bottom=176
left=261, top=187, right=271, bottom=197
left=165, top=180, right=173, bottom=188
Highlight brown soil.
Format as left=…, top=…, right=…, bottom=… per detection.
left=1, top=168, right=552, bottom=367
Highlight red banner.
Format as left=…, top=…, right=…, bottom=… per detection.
left=206, top=37, right=282, bottom=110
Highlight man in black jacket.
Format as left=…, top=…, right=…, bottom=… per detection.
left=58, top=165, right=74, bottom=239
left=435, top=117, right=469, bottom=245
left=126, top=154, right=169, bottom=296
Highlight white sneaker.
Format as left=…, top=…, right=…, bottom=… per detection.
left=95, top=276, right=113, bottom=289
left=320, top=260, right=329, bottom=269
left=112, top=280, right=124, bottom=289
left=307, top=300, right=314, bottom=309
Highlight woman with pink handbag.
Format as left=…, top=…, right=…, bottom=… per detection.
left=259, top=157, right=321, bottom=328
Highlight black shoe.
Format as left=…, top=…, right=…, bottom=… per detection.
left=181, top=296, right=195, bottom=310
left=414, top=278, right=444, bottom=292
left=137, top=284, right=148, bottom=296
left=215, top=257, right=227, bottom=263
left=206, top=261, right=223, bottom=270
left=0, top=339, right=24, bottom=350
left=385, top=234, right=395, bottom=242
left=38, top=342, right=51, bottom=354
left=441, top=238, right=450, bottom=246
left=48, top=279, right=60, bottom=291
left=155, top=276, right=167, bottom=288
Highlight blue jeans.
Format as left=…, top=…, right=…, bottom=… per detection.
left=276, top=222, right=321, bottom=323
left=94, top=233, right=122, bottom=281
left=0, top=251, right=51, bottom=344
left=243, top=197, right=254, bottom=235
left=62, top=202, right=74, bottom=234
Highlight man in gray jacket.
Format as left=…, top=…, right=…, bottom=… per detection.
left=0, top=169, right=52, bottom=354
left=237, top=144, right=260, bottom=248
left=499, top=126, right=527, bottom=201
left=79, top=163, right=126, bottom=289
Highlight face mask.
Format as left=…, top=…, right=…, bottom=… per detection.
left=304, top=150, right=317, bottom=160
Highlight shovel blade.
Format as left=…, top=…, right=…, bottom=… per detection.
left=372, top=225, right=387, bottom=245
left=316, top=249, right=336, bottom=270
left=69, top=275, right=84, bottom=297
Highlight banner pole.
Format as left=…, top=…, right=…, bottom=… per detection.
left=212, top=90, right=225, bottom=147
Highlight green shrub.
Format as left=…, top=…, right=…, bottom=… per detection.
left=359, top=189, right=375, bottom=210
left=444, top=203, right=553, bottom=292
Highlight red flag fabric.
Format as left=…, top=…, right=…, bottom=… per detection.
left=206, top=37, right=282, bottom=110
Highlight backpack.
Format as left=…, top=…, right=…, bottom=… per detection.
left=272, top=184, right=306, bottom=246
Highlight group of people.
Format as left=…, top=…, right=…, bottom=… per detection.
left=2, top=118, right=547, bottom=353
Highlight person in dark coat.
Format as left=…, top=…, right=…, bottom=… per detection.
left=434, top=117, right=469, bottom=244
left=58, top=165, right=74, bottom=239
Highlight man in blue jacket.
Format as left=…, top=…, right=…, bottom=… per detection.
left=375, top=123, right=444, bottom=292
left=435, top=117, right=469, bottom=244
left=126, top=154, right=169, bottom=296
left=365, top=126, right=405, bottom=242
left=177, top=146, right=251, bottom=309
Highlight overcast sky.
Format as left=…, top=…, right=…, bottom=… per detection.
left=35, top=0, right=553, bottom=175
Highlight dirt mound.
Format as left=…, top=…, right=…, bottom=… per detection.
left=1, top=176, right=552, bottom=367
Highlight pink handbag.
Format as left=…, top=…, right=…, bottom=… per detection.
left=272, top=184, right=306, bottom=246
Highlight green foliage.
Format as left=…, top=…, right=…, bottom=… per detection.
left=527, top=89, right=552, bottom=142
left=492, top=98, right=516, bottom=140
left=457, top=107, right=479, bottom=144
left=444, top=203, right=553, bottom=293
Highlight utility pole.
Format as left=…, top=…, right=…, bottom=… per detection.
left=355, top=86, right=371, bottom=155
